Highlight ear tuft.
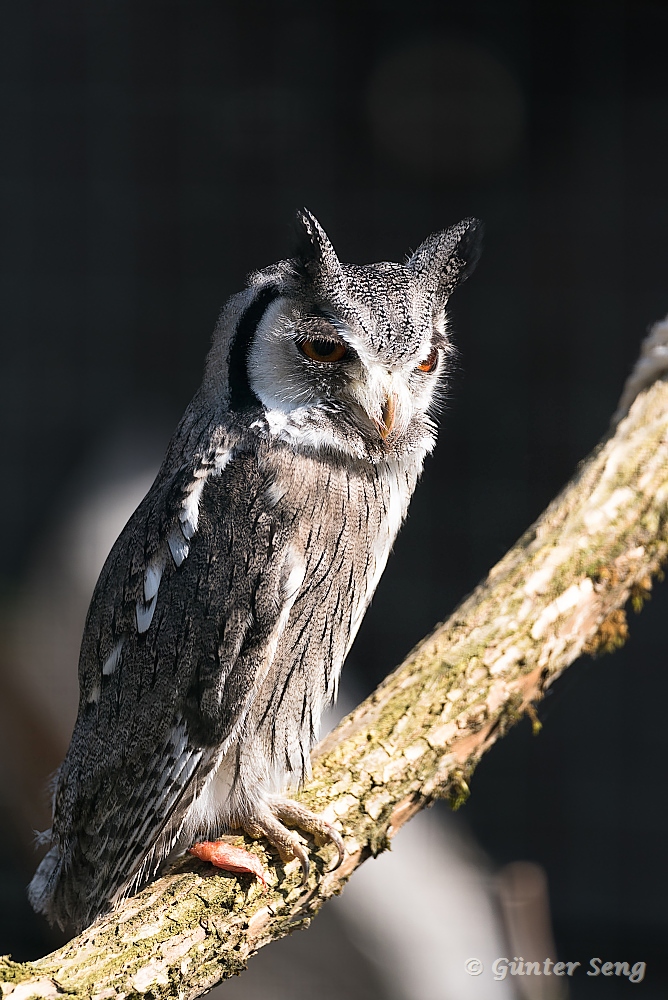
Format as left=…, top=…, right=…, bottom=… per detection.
left=407, top=217, right=483, bottom=303
left=294, top=208, right=344, bottom=287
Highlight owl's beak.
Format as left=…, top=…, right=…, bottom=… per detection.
left=378, top=392, right=397, bottom=439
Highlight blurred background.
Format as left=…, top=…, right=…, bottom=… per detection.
left=1, top=0, right=667, bottom=996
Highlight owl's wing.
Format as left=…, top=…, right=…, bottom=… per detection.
left=44, top=444, right=303, bottom=929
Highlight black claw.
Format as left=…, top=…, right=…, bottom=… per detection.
left=325, top=824, right=345, bottom=871
left=292, top=840, right=310, bottom=884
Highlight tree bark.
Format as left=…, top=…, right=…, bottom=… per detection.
left=3, top=319, right=668, bottom=1000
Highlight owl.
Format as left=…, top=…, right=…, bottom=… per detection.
left=28, top=210, right=482, bottom=932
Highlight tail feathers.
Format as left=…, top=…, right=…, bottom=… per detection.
left=27, top=815, right=192, bottom=933
left=27, top=844, right=64, bottom=926
left=28, top=843, right=103, bottom=933
left=27, top=752, right=221, bottom=932
left=27, top=839, right=151, bottom=933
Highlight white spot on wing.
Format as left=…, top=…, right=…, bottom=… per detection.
left=179, top=478, right=205, bottom=540
left=136, top=593, right=158, bottom=633
left=144, top=559, right=164, bottom=602
left=168, top=526, right=190, bottom=566
left=136, top=556, right=166, bottom=633
left=213, top=447, right=233, bottom=474
left=88, top=683, right=100, bottom=704
left=102, top=638, right=124, bottom=676
left=179, top=447, right=234, bottom=540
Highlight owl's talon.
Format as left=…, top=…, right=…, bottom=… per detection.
left=325, top=825, right=345, bottom=872
left=291, top=840, right=310, bottom=884
left=270, top=797, right=345, bottom=872
left=241, top=797, right=344, bottom=884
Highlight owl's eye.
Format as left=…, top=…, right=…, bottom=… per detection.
left=298, top=339, right=349, bottom=363
left=417, top=346, right=439, bottom=373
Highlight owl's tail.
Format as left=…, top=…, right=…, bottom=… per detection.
left=27, top=843, right=64, bottom=927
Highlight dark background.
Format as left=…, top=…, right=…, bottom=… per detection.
left=1, top=0, right=667, bottom=996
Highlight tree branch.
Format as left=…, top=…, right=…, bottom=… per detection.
left=3, top=319, right=668, bottom=1000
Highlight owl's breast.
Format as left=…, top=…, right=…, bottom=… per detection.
left=261, top=446, right=424, bottom=678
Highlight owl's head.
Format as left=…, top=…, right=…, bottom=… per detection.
left=206, top=210, right=482, bottom=462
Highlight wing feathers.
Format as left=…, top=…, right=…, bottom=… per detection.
left=37, top=446, right=305, bottom=929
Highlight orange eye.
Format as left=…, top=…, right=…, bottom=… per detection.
left=298, top=339, right=348, bottom=363
left=417, top=346, right=439, bottom=373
